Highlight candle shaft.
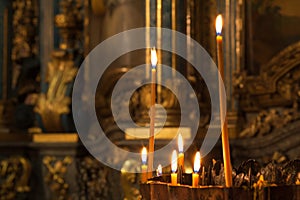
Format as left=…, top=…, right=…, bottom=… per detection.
left=156, top=0, right=162, bottom=103
left=141, top=165, right=148, bottom=183
left=148, top=68, right=156, bottom=178
left=145, top=0, right=150, bottom=79
left=178, top=153, right=184, bottom=171
left=171, top=0, right=176, bottom=78
left=192, top=173, right=199, bottom=187
left=171, top=173, right=177, bottom=185
left=216, top=35, right=233, bottom=187
left=177, top=152, right=184, bottom=184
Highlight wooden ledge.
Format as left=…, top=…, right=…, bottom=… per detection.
left=32, top=133, right=78, bottom=143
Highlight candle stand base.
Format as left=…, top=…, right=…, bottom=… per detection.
left=140, top=182, right=300, bottom=200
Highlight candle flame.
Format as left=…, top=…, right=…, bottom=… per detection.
left=141, top=147, right=147, bottom=164
left=156, top=164, right=162, bottom=176
left=193, top=151, right=201, bottom=173
left=171, top=150, right=178, bottom=173
left=215, top=14, right=223, bottom=35
left=151, top=47, right=157, bottom=68
left=178, top=133, right=183, bottom=153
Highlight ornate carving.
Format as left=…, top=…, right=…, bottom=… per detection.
left=34, top=51, right=78, bottom=132
left=35, top=0, right=83, bottom=132
left=55, top=0, right=83, bottom=50
left=232, top=41, right=300, bottom=164
left=232, top=119, right=300, bottom=166
left=0, top=156, right=31, bottom=199
left=43, top=156, right=73, bottom=200
left=11, top=0, right=39, bottom=89
left=5, top=0, right=40, bottom=132
left=78, top=157, right=109, bottom=199
left=121, top=159, right=141, bottom=200
left=234, top=41, right=300, bottom=111
left=239, top=108, right=299, bottom=138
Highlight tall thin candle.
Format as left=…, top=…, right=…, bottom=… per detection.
left=148, top=48, right=157, bottom=178
left=145, top=0, right=150, bottom=79
left=215, top=14, right=233, bottom=187
left=171, top=0, right=176, bottom=78
left=156, top=0, right=162, bottom=103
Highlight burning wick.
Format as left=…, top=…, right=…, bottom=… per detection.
left=141, top=147, right=148, bottom=183
left=156, top=164, right=162, bottom=176
left=171, top=150, right=178, bottom=185
left=192, top=151, right=201, bottom=187
left=177, top=133, right=184, bottom=171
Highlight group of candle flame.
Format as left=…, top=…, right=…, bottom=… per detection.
left=141, top=133, right=201, bottom=187
left=140, top=14, right=228, bottom=187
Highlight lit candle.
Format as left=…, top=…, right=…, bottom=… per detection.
left=177, top=133, right=184, bottom=171
left=192, top=151, right=201, bottom=187
left=141, top=147, right=148, bottom=183
left=171, top=150, right=178, bottom=185
left=156, top=164, right=162, bottom=176
left=148, top=48, right=157, bottom=178
left=215, top=14, right=233, bottom=187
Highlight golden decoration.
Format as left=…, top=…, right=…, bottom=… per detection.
left=34, top=52, right=78, bottom=132
left=43, top=156, right=73, bottom=199
left=0, top=156, right=31, bottom=199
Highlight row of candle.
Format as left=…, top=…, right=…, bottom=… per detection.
left=141, top=133, right=201, bottom=187
left=145, top=14, right=233, bottom=187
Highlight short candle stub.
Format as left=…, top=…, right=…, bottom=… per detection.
left=192, top=151, right=201, bottom=187
left=192, top=173, right=199, bottom=187
left=141, top=147, right=148, bottom=183
left=171, top=150, right=178, bottom=185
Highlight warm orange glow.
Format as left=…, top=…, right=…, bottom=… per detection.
left=171, top=150, right=178, bottom=173
left=193, top=151, right=201, bottom=173
left=216, top=14, right=223, bottom=35
left=151, top=47, right=158, bottom=68
left=178, top=133, right=183, bottom=153
left=141, top=147, right=147, bottom=164
left=156, top=164, right=162, bottom=176
left=185, top=167, right=193, bottom=174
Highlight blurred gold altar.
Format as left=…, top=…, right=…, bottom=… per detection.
left=0, top=0, right=299, bottom=199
